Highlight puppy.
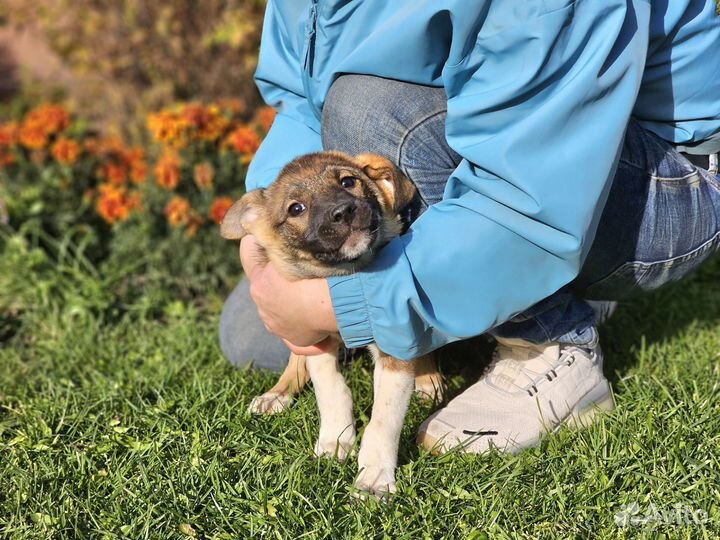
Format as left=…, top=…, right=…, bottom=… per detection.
left=221, top=151, right=443, bottom=497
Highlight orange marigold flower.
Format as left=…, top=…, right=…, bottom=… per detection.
left=18, top=123, right=49, bottom=150
left=99, top=162, right=128, bottom=185
left=181, top=104, right=230, bottom=142
left=164, top=195, right=192, bottom=227
left=51, top=137, right=82, bottom=165
left=126, top=146, right=147, bottom=184
left=18, top=104, right=71, bottom=150
left=147, top=110, right=189, bottom=148
left=0, top=122, right=19, bottom=167
left=181, top=104, right=207, bottom=127
left=96, top=183, right=137, bottom=224
left=225, top=126, right=261, bottom=156
left=0, top=122, right=18, bottom=147
left=91, top=139, right=147, bottom=183
left=193, top=161, right=215, bottom=190
left=253, top=106, right=277, bottom=133
left=209, top=196, right=234, bottom=224
left=25, top=104, right=71, bottom=134
left=154, top=152, right=182, bottom=190
left=201, top=116, right=231, bottom=142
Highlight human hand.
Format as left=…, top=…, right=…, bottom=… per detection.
left=240, top=235, right=340, bottom=355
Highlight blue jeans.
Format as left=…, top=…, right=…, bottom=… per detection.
left=220, top=75, right=720, bottom=367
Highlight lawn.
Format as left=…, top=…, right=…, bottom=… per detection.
left=1, top=229, right=719, bottom=539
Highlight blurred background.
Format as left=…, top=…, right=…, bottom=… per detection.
left=0, top=1, right=273, bottom=337
left=0, top=0, right=265, bottom=137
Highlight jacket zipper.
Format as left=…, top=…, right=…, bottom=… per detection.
left=302, top=0, right=322, bottom=120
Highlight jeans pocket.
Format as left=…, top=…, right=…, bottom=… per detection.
left=583, top=231, right=720, bottom=300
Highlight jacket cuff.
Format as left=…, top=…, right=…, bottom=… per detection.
left=327, top=273, right=375, bottom=349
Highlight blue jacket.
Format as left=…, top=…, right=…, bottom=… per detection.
left=247, top=0, right=720, bottom=360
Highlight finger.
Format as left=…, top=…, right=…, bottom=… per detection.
left=239, top=235, right=264, bottom=279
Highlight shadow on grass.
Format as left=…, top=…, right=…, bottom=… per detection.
left=397, top=255, right=720, bottom=463
left=600, top=255, right=720, bottom=384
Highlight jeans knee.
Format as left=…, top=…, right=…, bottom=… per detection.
left=219, top=279, right=289, bottom=372
left=322, top=75, right=362, bottom=149
left=322, top=75, right=390, bottom=155
left=321, top=74, right=448, bottom=160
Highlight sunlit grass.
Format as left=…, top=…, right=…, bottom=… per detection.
left=1, top=252, right=719, bottom=538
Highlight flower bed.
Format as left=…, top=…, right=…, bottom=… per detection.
left=0, top=101, right=275, bottom=309
left=1, top=101, right=271, bottom=231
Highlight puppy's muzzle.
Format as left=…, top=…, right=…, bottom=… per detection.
left=317, top=190, right=374, bottom=234
left=330, top=201, right=357, bottom=225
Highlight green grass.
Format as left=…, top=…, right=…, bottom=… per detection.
left=1, top=251, right=720, bottom=539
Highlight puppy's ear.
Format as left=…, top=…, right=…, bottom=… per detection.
left=355, top=153, right=416, bottom=213
left=220, top=190, right=265, bottom=240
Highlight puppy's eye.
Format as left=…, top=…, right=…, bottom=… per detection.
left=288, top=202, right=306, bottom=217
left=340, top=176, right=357, bottom=189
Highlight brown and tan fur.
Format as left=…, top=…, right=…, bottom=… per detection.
left=221, top=151, right=443, bottom=497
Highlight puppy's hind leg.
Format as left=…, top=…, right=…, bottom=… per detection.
left=355, top=347, right=415, bottom=499
left=249, top=353, right=310, bottom=414
left=306, top=349, right=356, bottom=462
left=413, top=353, right=445, bottom=402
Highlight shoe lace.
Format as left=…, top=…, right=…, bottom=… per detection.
left=488, top=342, right=578, bottom=396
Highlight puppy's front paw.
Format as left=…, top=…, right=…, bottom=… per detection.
left=248, top=392, right=291, bottom=415
left=354, top=466, right=397, bottom=500
left=314, top=428, right=356, bottom=462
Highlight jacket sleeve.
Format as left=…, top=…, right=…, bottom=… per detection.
left=328, top=0, right=651, bottom=360
left=246, top=0, right=322, bottom=191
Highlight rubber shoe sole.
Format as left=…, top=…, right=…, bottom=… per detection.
left=417, top=379, right=616, bottom=455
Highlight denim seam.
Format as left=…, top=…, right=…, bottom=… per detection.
left=650, top=171, right=701, bottom=183
left=619, top=155, right=706, bottom=183
left=585, top=230, right=720, bottom=295
left=582, top=263, right=652, bottom=294
left=587, top=228, right=720, bottom=303
left=397, top=108, right=449, bottom=206
left=622, top=230, right=720, bottom=269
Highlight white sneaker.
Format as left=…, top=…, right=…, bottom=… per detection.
left=417, top=336, right=615, bottom=454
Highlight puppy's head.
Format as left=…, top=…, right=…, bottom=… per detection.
left=221, top=151, right=416, bottom=278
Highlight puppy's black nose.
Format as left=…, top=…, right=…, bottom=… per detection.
left=330, top=201, right=356, bottom=224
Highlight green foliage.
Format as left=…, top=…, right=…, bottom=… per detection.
left=0, top=152, right=107, bottom=243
